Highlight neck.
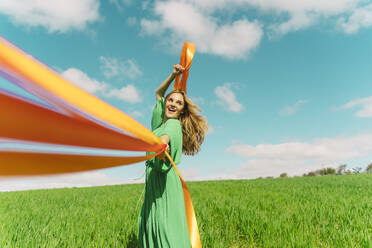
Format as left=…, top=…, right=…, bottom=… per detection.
left=162, top=116, right=168, bottom=124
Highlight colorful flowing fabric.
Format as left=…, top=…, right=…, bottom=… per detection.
left=173, top=42, right=196, bottom=94
left=0, top=37, right=201, bottom=248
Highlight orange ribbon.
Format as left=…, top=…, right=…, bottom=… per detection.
left=173, top=42, right=196, bottom=94
left=0, top=151, right=163, bottom=176
left=0, top=91, right=164, bottom=152
left=164, top=151, right=201, bottom=248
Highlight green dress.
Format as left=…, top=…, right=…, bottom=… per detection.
left=138, top=97, right=191, bottom=248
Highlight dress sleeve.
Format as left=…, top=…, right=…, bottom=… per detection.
left=150, top=119, right=183, bottom=173
left=151, top=97, right=165, bottom=131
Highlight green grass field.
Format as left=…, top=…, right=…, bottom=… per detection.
left=0, top=174, right=371, bottom=247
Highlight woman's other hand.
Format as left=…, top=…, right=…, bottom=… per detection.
left=160, top=135, right=170, bottom=153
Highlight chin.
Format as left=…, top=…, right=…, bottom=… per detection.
left=166, top=113, right=178, bottom=119
left=165, top=111, right=178, bottom=119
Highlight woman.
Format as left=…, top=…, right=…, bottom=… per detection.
left=138, top=64, right=208, bottom=247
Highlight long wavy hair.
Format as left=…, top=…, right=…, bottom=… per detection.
left=165, top=90, right=209, bottom=156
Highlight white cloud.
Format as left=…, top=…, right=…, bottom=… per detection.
left=269, top=12, right=317, bottom=36
left=140, top=0, right=372, bottom=56
left=129, top=110, right=144, bottom=118
left=140, top=1, right=263, bottom=59
left=61, top=68, right=142, bottom=103
left=226, top=133, right=372, bottom=161
left=0, top=0, right=101, bottom=33
left=61, top=68, right=108, bottom=94
left=0, top=171, right=142, bottom=192
left=109, top=0, right=121, bottom=9
left=127, top=17, right=137, bottom=26
left=230, top=159, right=324, bottom=179
left=214, top=83, right=243, bottom=112
left=186, top=0, right=360, bottom=35
left=248, top=0, right=358, bottom=36
left=142, top=0, right=151, bottom=10
left=189, top=96, right=205, bottom=105
left=180, top=168, right=200, bottom=180
left=279, top=99, right=307, bottom=116
left=338, top=4, right=372, bottom=34
left=206, top=126, right=214, bottom=135
left=225, top=132, right=372, bottom=178
left=109, top=0, right=133, bottom=12
left=100, top=56, right=142, bottom=80
left=105, top=84, right=142, bottom=103
left=340, top=95, right=372, bottom=117
left=140, top=19, right=163, bottom=36
left=186, top=0, right=356, bottom=13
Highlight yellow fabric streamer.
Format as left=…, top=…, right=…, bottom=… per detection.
left=0, top=37, right=160, bottom=145
left=0, top=151, right=162, bottom=175
left=0, top=91, right=164, bottom=152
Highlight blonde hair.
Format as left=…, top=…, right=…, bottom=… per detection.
left=165, top=90, right=209, bottom=156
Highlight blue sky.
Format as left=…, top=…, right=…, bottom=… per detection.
left=1, top=0, right=372, bottom=190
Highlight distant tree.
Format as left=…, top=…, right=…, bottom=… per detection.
left=353, top=167, right=362, bottom=174
left=315, top=169, right=325, bottom=176
left=337, top=164, right=347, bottom=175
left=366, top=163, right=372, bottom=173
left=345, top=169, right=353, bottom=175
left=326, top=167, right=336, bottom=175
left=314, top=167, right=336, bottom=176
left=266, top=176, right=274, bottom=179
left=307, top=172, right=316, bottom=177
left=280, top=173, right=288, bottom=178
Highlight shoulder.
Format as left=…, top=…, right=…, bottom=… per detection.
left=164, top=118, right=182, bottom=133
left=165, top=118, right=181, bottom=126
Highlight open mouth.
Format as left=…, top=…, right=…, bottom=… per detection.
left=167, top=107, right=176, bottom=114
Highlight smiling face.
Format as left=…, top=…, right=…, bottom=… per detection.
left=164, top=92, right=185, bottom=120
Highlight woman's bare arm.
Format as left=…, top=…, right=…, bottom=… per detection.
left=155, top=64, right=185, bottom=100
left=156, top=74, right=176, bottom=101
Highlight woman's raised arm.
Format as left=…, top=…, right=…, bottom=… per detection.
left=155, top=64, right=185, bottom=100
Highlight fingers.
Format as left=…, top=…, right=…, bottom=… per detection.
left=156, top=145, right=169, bottom=162
left=173, top=64, right=184, bottom=69
left=176, top=64, right=185, bottom=70
left=173, top=64, right=185, bottom=73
